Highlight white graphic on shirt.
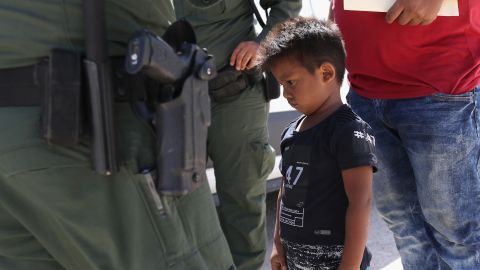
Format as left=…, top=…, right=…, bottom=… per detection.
left=280, top=201, right=305, bottom=227
left=281, top=239, right=344, bottom=270
left=365, top=133, right=375, bottom=146
left=285, top=165, right=304, bottom=189
left=353, top=130, right=364, bottom=139
left=344, top=0, right=459, bottom=16
left=353, top=130, right=375, bottom=146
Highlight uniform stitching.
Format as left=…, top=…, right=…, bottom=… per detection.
left=61, top=0, right=76, bottom=51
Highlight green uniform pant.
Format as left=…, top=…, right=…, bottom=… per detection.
left=208, top=83, right=276, bottom=270
left=0, top=104, right=235, bottom=270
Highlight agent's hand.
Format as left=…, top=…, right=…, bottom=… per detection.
left=229, top=41, right=260, bottom=70
left=270, top=241, right=288, bottom=270
left=386, top=0, right=444, bottom=25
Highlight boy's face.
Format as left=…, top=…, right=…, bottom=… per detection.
left=270, top=56, right=338, bottom=116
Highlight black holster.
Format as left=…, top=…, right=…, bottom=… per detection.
left=155, top=74, right=211, bottom=195
left=125, top=26, right=216, bottom=196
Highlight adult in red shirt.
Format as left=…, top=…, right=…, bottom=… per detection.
left=333, top=0, right=480, bottom=269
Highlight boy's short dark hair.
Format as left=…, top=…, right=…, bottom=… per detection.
left=257, top=17, right=346, bottom=84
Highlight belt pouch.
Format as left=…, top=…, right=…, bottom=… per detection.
left=42, top=49, right=83, bottom=146
left=208, top=67, right=248, bottom=103
left=263, top=71, right=280, bottom=102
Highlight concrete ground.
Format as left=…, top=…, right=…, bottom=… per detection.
left=261, top=191, right=404, bottom=270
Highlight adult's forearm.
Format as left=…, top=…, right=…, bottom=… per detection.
left=256, top=0, right=302, bottom=42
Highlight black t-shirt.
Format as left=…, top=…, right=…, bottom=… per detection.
left=279, top=105, right=377, bottom=246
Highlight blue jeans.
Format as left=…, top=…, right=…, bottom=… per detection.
left=347, top=88, right=480, bottom=270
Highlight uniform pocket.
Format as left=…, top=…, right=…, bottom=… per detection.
left=251, top=142, right=276, bottom=179
left=185, top=0, right=226, bottom=16
left=132, top=172, right=193, bottom=265
left=176, top=179, right=223, bottom=249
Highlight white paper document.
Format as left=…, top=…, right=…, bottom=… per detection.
left=344, top=0, right=459, bottom=16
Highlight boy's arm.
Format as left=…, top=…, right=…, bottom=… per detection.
left=271, top=181, right=288, bottom=270
left=338, top=166, right=373, bottom=270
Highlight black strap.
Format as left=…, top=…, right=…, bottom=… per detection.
left=84, top=0, right=108, bottom=62
left=249, top=0, right=267, bottom=28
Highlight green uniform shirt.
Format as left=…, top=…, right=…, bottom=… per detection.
left=0, top=0, right=175, bottom=68
left=173, top=0, right=301, bottom=68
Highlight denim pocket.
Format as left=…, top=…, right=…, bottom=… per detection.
left=430, top=91, right=474, bottom=102
left=429, top=90, right=479, bottom=136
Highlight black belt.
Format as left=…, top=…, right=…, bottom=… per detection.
left=0, top=57, right=146, bottom=107
left=0, top=61, right=48, bottom=106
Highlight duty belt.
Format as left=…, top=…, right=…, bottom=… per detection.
left=0, top=50, right=148, bottom=146
left=0, top=60, right=48, bottom=106
left=0, top=55, right=146, bottom=107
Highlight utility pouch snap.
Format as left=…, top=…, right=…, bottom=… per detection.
left=42, top=49, right=83, bottom=146
left=208, top=66, right=248, bottom=103
left=263, top=71, right=280, bottom=102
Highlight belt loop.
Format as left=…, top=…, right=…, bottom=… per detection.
left=34, top=58, right=49, bottom=87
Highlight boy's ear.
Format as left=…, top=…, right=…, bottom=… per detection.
left=318, top=63, right=336, bottom=83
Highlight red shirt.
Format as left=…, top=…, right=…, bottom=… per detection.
left=334, top=0, right=480, bottom=99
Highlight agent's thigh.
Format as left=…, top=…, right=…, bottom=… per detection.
left=208, top=83, right=275, bottom=270
left=0, top=107, right=235, bottom=270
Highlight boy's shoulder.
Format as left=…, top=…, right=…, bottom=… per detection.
left=279, top=105, right=370, bottom=140
left=332, top=105, right=362, bottom=125
left=330, top=104, right=370, bottom=133
left=280, top=115, right=304, bottom=140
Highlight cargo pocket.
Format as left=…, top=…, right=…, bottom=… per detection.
left=176, top=178, right=222, bottom=249
left=133, top=172, right=193, bottom=266
left=176, top=179, right=235, bottom=270
left=251, top=141, right=275, bottom=179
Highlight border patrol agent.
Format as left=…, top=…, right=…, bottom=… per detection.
left=0, top=1, right=235, bottom=269
left=173, top=1, right=301, bottom=269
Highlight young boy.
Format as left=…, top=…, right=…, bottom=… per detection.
left=257, top=17, right=377, bottom=270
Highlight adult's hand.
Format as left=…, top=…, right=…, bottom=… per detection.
left=229, top=41, right=260, bottom=70
left=386, top=0, right=444, bottom=26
